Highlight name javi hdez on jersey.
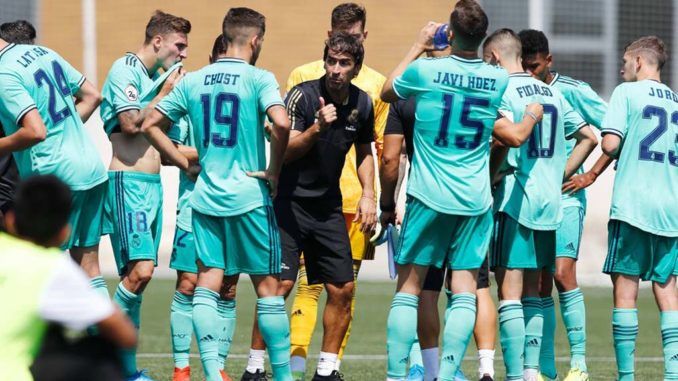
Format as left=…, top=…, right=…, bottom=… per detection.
left=393, top=56, right=509, bottom=216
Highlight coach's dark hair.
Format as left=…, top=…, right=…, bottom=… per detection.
left=144, top=10, right=191, bottom=44
left=13, top=175, right=72, bottom=246
left=625, top=35, right=668, bottom=70
left=0, top=20, right=36, bottom=44
left=222, top=7, right=266, bottom=46
left=518, top=29, right=550, bottom=57
left=331, top=3, right=366, bottom=31
left=210, top=34, right=227, bottom=63
left=323, top=32, right=364, bottom=67
left=449, top=0, right=489, bottom=51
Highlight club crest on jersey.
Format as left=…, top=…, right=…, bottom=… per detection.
left=125, top=84, right=139, bottom=102
left=346, top=109, right=359, bottom=131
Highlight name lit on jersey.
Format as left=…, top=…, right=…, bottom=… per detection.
left=433, top=72, right=497, bottom=90
left=516, top=84, right=553, bottom=98
left=648, top=87, right=678, bottom=103
left=16, top=46, right=49, bottom=68
left=203, top=73, right=240, bottom=86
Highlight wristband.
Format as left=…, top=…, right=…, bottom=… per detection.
left=525, top=110, right=539, bottom=123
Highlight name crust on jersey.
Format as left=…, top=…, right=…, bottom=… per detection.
left=203, top=73, right=240, bottom=86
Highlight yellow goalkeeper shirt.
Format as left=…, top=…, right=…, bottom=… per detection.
left=286, top=60, right=387, bottom=214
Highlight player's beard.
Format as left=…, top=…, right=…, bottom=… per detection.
left=250, top=44, right=262, bottom=66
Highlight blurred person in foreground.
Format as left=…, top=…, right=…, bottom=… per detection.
left=0, top=175, right=137, bottom=381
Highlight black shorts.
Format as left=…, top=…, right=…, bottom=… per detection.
left=422, top=256, right=490, bottom=291
left=275, top=198, right=354, bottom=285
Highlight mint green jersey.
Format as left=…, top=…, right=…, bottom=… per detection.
left=100, top=53, right=160, bottom=135
left=601, top=80, right=678, bottom=237
left=495, top=73, right=586, bottom=230
left=550, top=72, right=608, bottom=209
left=392, top=56, right=509, bottom=215
left=168, top=117, right=195, bottom=232
left=0, top=44, right=106, bottom=190
left=156, top=58, right=284, bottom=217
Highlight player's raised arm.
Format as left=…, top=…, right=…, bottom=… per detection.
left=119, top=69, right=184, bottom=136
left=379, top=138, right=404, bottom=226
left=563, top=125, right=598, bottom=180
left=252, top=104, right=290, bottom=198
left=380, top=22, right=439, bottom=103
left=0, top=109, right=46, bottom=154
left=492, top=103, right=543, bottom=147
left=141, top=109, right=189, bottom=172
left=73, top=80, right=103, bottom=123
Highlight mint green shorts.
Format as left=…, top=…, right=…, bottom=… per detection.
left=396, top=197, right=492, bottom=270
left=106, top=171, right=163, bottom=276
left=169, top=226, right=197, bottom=273
left=604, top=219, right=678, bottom=283
left=490, top=212, right=555, bottom=270
left=556, top=206, right=585, bottom=259
left=62, top=181, right=108, bottom=250
left=192, top=206, right=281, bottom=276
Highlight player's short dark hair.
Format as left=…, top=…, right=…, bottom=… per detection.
left=483, top=28, right=521, bottom=57
left=518, top=29, right=550, bottom=57
left=0, top=20, right=36, bottom=44
left=211, top=34, right=227, bottom=63
left=323, top=32, right=365, bottom=67
left=144, top=10, right=191, bottom=44
left=13, top=175, right=71, bottom=246
left=222, top=7, right=266, bottom=46
left=449, top=0, right=488, bottom=51
left=331, top=3, right=366, bottom=31
left=625, top=35, right=668, bottom=70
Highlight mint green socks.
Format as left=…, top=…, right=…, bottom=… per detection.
left=523, top=297, right=543, bottom=372
left=613, top=308, right=638, bottom=381
left=409, top=338, right=423, bottom=368
left=170, top=291, right=193, bottom=369
left=387, top=292, right=419, bottom=379
left=113, top=282, right=142, bottom=377
left=539, top=296, right=558, bottom=378
left=560, top=288, right=587, bottom=371
left=499, top=300, right=525, bottom=381
left=661, top=311, right=678, bottom=381
left=217, top=299, right=237, bottom=370
left=90, top=276, right=109, bottom=299
left=439, top=293, right=476, bottom=380
left=257, top=296, right=292, bottom=381
left=193, top=287, right=222, bottom=381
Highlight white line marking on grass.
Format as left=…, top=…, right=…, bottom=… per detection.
left=137, top=354, right=665, bottom=362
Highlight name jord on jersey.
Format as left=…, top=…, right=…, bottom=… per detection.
left=648, top=86, right=678, bottom=103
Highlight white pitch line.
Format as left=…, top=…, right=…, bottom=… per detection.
left=137, top=354, right=665, bottom=362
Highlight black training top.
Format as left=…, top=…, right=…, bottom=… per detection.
left=278, top=76, right=374, bottom=201
left=0, top=125, right=18, bottom=213
left=384, top=97, right=415, bottom=162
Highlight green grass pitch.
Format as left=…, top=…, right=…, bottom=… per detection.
left=123, top=279, right=665, bottom=380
